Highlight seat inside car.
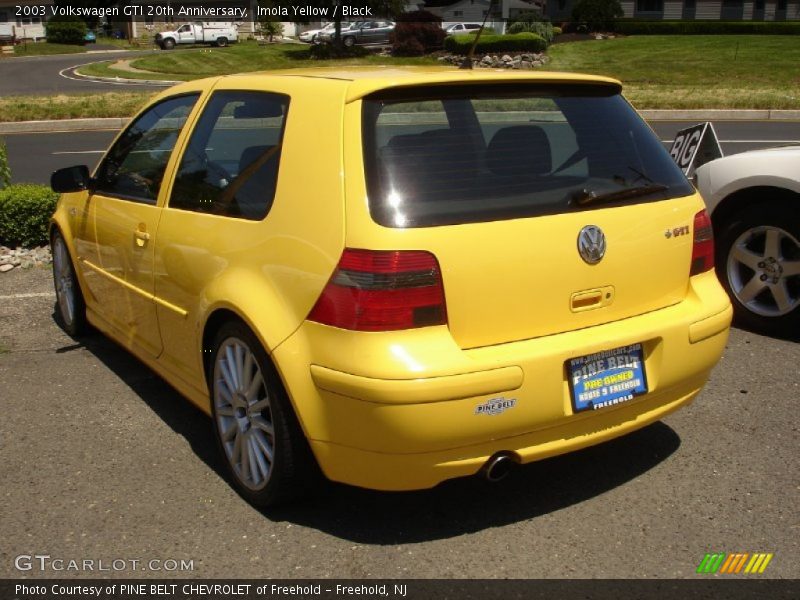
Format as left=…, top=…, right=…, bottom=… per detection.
left=486, top=125, right=552, bottom=179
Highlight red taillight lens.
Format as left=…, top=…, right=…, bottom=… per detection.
left=691, top=209, right=715, bottom=276
left=307, top=249, right=447, bottom=331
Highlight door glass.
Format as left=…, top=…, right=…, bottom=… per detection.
left=170, top=91, right=289, bottom=220
left=94, top=94, right=199, bottom=204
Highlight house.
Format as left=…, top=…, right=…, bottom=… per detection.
left=547, top=0, right=800, bottom=22
left=0, top=0, right=53, bottom=41
left=425, top=0, right=544, bottom=30
left=110, top=1, right=300, bottom=42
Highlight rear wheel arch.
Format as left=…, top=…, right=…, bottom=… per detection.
left=710, top=186, right=799, bottom=236
left=205, top=318, right=321, bottom=506
left=200, top=309, right=296, bottom=409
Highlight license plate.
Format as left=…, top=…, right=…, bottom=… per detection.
left=568, top=343, right=648, bottom=412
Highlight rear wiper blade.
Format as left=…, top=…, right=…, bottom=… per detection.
left=571, top=183, right=668, bottom=207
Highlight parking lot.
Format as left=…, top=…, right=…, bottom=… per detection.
left=0, top=265, right=798, bottom=579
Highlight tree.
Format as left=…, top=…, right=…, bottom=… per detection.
left=571, top=0, right=624, bottom=32
left=258, top=1, right=284, bottom=41
left=392, top=10, right=445, bottom=56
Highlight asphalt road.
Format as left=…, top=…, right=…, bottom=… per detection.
left=4, top=121, right=800, bottom=186
left=0, top=266, right=797, bottom=579
left=0, top=50, right=167, bottom=96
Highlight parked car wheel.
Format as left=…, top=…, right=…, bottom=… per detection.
left=342, top=35, right=355, bottom=47
left=216, top=36, right=228, bottom=47
left=715, top=202, right=800, bottom=335
left=161, top=37, right=175, bottom=50
left=51, top=231, right=87, bottom=337
left=209, top=321, right=318, bottom=507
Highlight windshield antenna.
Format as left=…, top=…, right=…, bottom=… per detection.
left=460, top=0, right=495, bottom=69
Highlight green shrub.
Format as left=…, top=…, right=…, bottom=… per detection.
left=572, top=0, right=623, bottom=32
left=0, top=139, right=10, bottom=190
left=466, top=27, right=496, bottom=35
left=444, top=33, right=547, bottom=55
left=309, top=43, right=369, bottom=59
left=553, top=26, right=563, bottom=35
left=615, top=20, right=800, bottom=35
left=507, top=20, right=555, bottom=44
left=0, top=184, right=59, bottom=247
left=46, top=16, right=87, bottom=45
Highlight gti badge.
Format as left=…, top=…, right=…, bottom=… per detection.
left=475, top=397, right=517, bottom=416
left=578, top=225, right=606, bottom=264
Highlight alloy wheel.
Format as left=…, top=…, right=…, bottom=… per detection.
left=213, top=337, right=276, bottom=491
left=726, top=225, right=800, bottom=317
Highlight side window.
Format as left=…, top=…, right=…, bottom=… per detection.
left=94, top=94, right=199, bottom=204
left=169, top=91, right=289, bottom=220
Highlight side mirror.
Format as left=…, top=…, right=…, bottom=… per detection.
left=51, top=165, right=92, bottom=193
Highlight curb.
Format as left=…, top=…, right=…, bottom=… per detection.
left=2, top=110, right=800, bottom=135
left=67, top=64, right=179, bottom=87
left=638, top=109, right=800, bottom=121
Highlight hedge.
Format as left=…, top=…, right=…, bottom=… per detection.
left=46, top=16, right=87, bottom=45
left=0, top=184, right=59, bottom=248
left=444, top=33, right=547, bottom=55
left=615, top=20, right=800, bottom=35
left=506, top=21, right=555, bottom=44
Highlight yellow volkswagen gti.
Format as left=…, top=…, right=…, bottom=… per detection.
left=49, top=68, right=732, bottom=507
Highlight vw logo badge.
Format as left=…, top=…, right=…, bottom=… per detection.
left=578, top=225, right=606, bottom=264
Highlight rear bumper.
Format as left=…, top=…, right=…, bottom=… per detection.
left=273, top=271, right=731, bottom=491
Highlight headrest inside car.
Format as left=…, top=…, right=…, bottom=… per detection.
left=487, top=125, right=552, bottom=178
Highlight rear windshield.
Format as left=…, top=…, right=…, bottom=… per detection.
left=362, top=84, right=694, bottom=228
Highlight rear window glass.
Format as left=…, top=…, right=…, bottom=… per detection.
left=362, top=84, right=694, bottom=228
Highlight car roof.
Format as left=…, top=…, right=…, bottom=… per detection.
left=180, top=67, right=622, bottom=103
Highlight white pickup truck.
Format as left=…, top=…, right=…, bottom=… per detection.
left=155, top=22, right=238, bottom=49
left=0, top=22, right=14, bottom=44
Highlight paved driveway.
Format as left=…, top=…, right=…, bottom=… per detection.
left=0, top=51, right=166, bottom=96
left=0, top=267, right=797, bottom=579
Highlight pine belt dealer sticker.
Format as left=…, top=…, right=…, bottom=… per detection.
left=568, top=343, right=648, bottom=412
left=475, top=397, right=517, bottom=416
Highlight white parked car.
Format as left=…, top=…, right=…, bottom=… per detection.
left=694, top=147, right=800, bottom=335
left=444, top=23, right=484, bottom=35
left=298, top=22, right=344, bottom=43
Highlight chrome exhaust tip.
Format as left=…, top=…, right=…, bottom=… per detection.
left=481, top=452, right=516, bottom=483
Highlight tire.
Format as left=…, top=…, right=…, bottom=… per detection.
left=208, top=321, right=319, bottom=507
left=51, top=230, right=87, bottom=337
left=715, top=201, right=800, bottom=336
left=216, top=37, right=228, bottom=47
left=162, top=38, right=175, bottom=50
left=342, top=36, right=355, bottom=48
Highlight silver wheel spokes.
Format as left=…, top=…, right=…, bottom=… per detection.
left=214, top=338, right=275, bottom=491
left=52, top=237, right=75, bottom=326
left=727, top=226, right=800, bottom=317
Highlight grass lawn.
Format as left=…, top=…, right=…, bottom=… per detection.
left=547, top=35, right=800, bottom=109
left=7, top=35, right=799, bottom=121
left=79, top=41, right=438, bottom=81
left=0, top=92, right=151, bottom=121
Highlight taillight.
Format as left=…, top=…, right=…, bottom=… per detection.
left=307, top=249, right=447, bottom=331
left=690, top=209, right=714, bottom=276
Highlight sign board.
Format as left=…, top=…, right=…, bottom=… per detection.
left=668, top=122, right=724, bottom=177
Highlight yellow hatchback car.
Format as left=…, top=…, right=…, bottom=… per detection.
left=50, top=67, right=732, bottom=507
